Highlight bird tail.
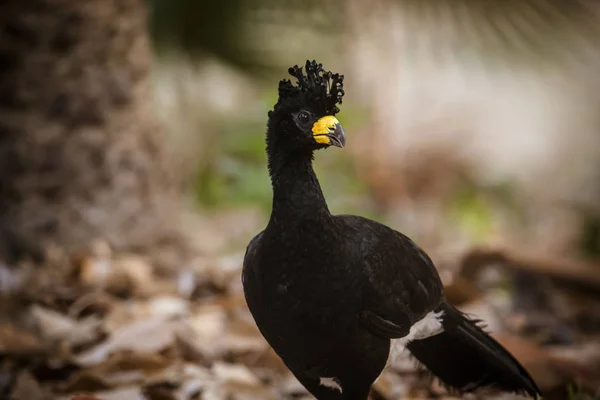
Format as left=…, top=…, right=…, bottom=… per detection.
left=406, top=302, right=540, bottom=398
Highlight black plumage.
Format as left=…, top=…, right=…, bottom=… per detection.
left=242, top=60, right=540, bottom=400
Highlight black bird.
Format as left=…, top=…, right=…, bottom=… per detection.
left=242, top=60, right=540, bottom=400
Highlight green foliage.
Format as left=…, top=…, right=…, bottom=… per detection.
left=193, top=119, right=270, bottom=211
left=567, top=382, right=598, bottom=400
left=193, top=89, right=372, bottom=216
left=581, top=215, right=600, bottom=257
left=448, top=180, right=525, bottom=242
left=449, top=185, right=494, bottom=242
left=315, top=150, right=374, bottom=217
left=335, top=107, right=370, bottom=133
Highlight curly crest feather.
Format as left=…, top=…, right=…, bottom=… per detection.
left=277, top=60, right=345, bottom=115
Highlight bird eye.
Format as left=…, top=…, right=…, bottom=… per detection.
left=297, top=111, right=311, bottom=124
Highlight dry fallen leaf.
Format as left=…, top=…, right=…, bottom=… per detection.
left=62, top=371, right=112, bottom=393
left=11, top=371, right=52, bottom=400
left=372, top=371, right=410, bottom=400
left=146, top=296, right=189, bottom=319
left=443, top=276, right=483, bottom=306
left=279, top=373, right=308, bottom=397
left=220, top=381, right=279, bottom=400
left=112, top=255, right=156, bottom=297
left=0, top=323, right=43, bottom=356
left=61, top=387, right=142, bottom=400
left=213, top=362, right=260, bottom=386
left=372, top=372, right=394, bottom=399
left=460, top=247, right=600, bottom=291
left=31, top=305, right=79, bottom=341
left=63, top=352, right=172, bottom=392
left=74, top=317, right=180, bottom=366
left=71, top=394, right=106, bottom=400
left=179, top=304, right=228, bottom=361
left=203, top=254, right=243, bottom=291
left=142, top=381, right=179, bottom=400
left=176, top=363, right=214, bottom=398
left=174, top=325, right=210, bottom=364
left=0, top=262, right=24, bottom=294
left=78, top=256, right=113, bottom=290
left=223, top=320, right=267, bottom=355
left=77, top=249, right=158, bottom=298
left=68, top=292, right=115, bottom=319
left=494, top=333, right=600, bottom=392
left=5, top=233, right=600, bottom=400
left=30, top=305, right=105, bottom=352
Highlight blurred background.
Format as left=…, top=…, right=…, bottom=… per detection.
left=1, top=0, right=600, bottom=399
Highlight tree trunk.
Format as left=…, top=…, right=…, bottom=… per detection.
left=0, top=0, right=185, bottom=267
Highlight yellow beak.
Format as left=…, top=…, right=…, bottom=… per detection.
left=311, top=116, right=346, bottom=148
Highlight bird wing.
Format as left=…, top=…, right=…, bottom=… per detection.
left=241, top=230, right=263, bottom=288
left=336, top=215, right=445, bottom=339
left=359, top=309, right=411, bottom=338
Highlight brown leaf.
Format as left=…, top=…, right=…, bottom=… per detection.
left=146, top=296, right=189, bottom=319
left=142, top=381, right=178, bottom=400
left=205, top=362, right=281, bottom=399
left=179, top=305, right=228, bottom=360
left=371, top=371, right=409, bottom=400
left=0, top=263, right=24, bottom=294
left=224, top=320, right=268, bottom=355
left=11, top=371, right=52, bottom=400
left=62, top=372, right=111, bottom=393
left=76, top=250, right=158, bottom=298
left=0, top=323, right=43, bottom=356
left=77, top=256, right=113, bottom=289
left=460, top=247, right=600, bottom=291
left=494, top=334, right=600, bottom=392
left=112, top=255, right=156, bottom=297
left=237, top=347, right=288, bottom=373
left=62, top=387, right=140, bottom=400
left=443, top=276, right=483, bottom=306
left=68, top=292, right=115, bottom=320
left=74, top=317, right=180, bottom=366
left=63, top=352, right=171, bottom=392
left=371, top=373, right=394, bottom=399
left=71, top=394, right=106, bottom=400
left=31, top=305, right=78, bottom=341
left=278, top=373, right=308, bottom=397
left=177, top=363, right=213, bottom=398
left=220, top=381, right=279, bottom=400
left=213, top=361, right=260, bottom=386
left=30, top=305, right=105, bottom=352
left=102, top=351, right=172, bottom=373
left=174, top=326, right=209, bottom=364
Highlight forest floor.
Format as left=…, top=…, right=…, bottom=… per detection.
left=1, top=207, right=600, bottom=400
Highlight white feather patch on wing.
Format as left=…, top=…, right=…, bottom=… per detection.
left=319, top=377, right=343, bottom=393
left=388, top=310, right=445, bottom=366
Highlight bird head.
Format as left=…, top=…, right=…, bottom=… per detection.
left=267, top=60, right=346, bottom=151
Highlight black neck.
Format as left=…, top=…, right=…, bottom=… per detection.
left=266, top=142, right=331, bottom=225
